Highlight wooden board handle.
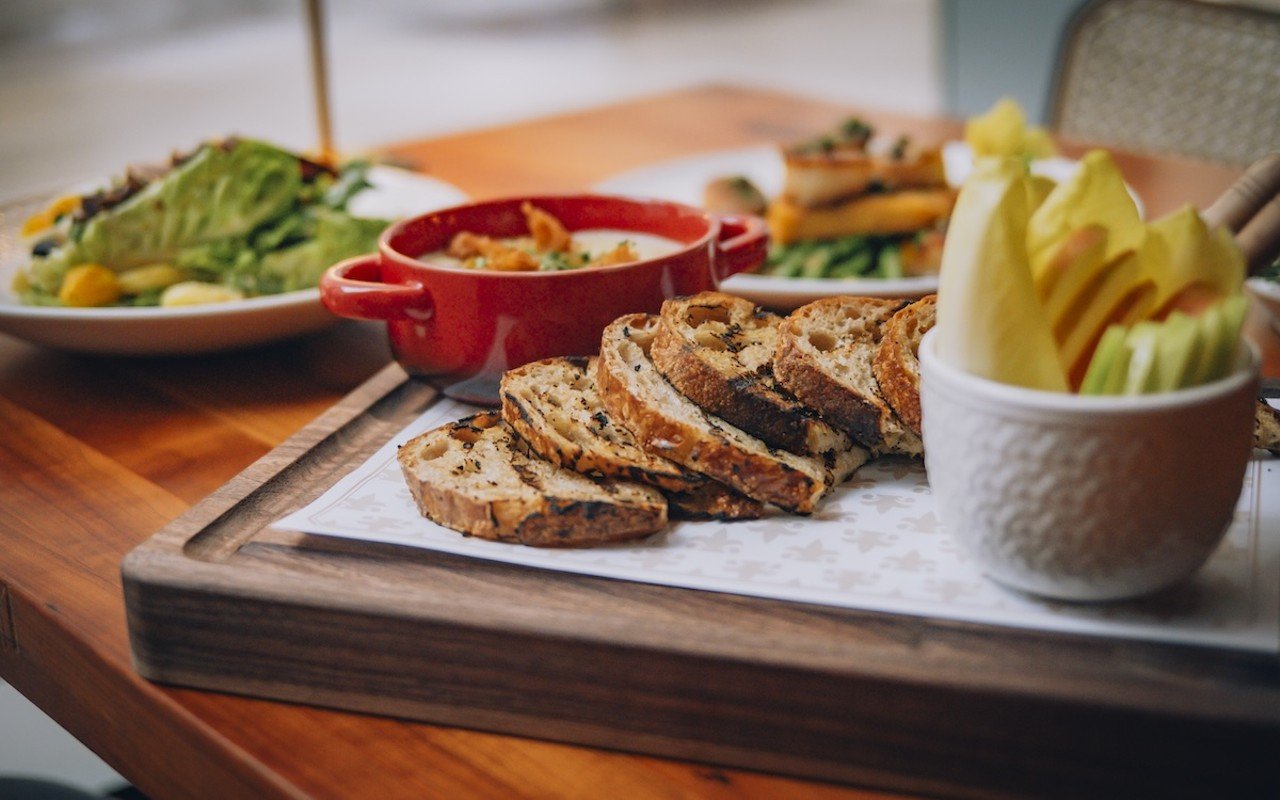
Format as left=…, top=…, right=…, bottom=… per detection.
left=1204, top=151, right=1280, bottom=275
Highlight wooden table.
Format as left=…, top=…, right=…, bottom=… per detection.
left=0, top=85, right=1273, bottom=800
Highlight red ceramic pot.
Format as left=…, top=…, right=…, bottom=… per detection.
left=320, top=194, right=768, bottom=404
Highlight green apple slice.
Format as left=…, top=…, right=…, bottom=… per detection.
left=1079, top=324, right=1130, bottom=395
left=1149, top=311, right=1201, bottom=392
left=1192, top=294, right=1248, bottom=385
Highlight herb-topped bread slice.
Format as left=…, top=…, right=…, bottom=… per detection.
left=651, top=292, right=857, bottom=461
left=500, top=356, right=762, bottom=520
left=872, top=294, right=936, bottom=436
left=597, top=314, right=867, bottom=514
left=397, top=411, right=667, bottom=547
left=773, top=296, right=923, bottom=456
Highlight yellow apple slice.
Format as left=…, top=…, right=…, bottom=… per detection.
left=1144, top=205, right=1245, bottom=317
left=1026, top=150, right=1144, bottom=278
left=936, top=157, right=1068, bottom=391
left=1056, top=249, right=1157, bottom=389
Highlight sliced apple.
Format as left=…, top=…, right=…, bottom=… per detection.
left=1148, top=311, right=1203, bottom=392
left=1189, top=294, right=1248, bottom=385
left=1121, top=321, right=1162, bottom=395
left=1144, top=205, right=1245, bottom=317
left=1048, top=246, right=1157, bottom=389
left=936, top=157, right=1068, bottom=391
left=1081, top=295, right=1248, bottom=395
left=1026, top=150, right=1144, bottom=277
left=1079, top=324, right=1131, bottom=395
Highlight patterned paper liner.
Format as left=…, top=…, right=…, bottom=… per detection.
left=277, top=399, right=1280, bottom=652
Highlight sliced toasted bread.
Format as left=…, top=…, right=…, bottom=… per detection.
left=1256, top=401, right=1280, bottom=456
left=397, top=411, right=667, bottom=547
left=500, top=356, right=763, bottom=520
left=597, top=314, right=867, bottom=514
left=664, top=482, right=768, bottom=521
left=501, top=356, right=701, bottom=492
left=872, top=294, right=936, bottom=436
left=773, top=296, right=923, bottom=456
left=651, top=292, right=855, bottom=459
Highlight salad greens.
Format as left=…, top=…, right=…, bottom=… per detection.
left=16, top=138, right=390, bottom=307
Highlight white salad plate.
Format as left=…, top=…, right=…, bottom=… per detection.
left=0, top=166, right=468, bottom=356
left=593, top=142, right=1117, bottom=311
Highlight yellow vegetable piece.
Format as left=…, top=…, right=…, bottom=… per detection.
left=1024, top=174, right=1057, bottom=211
left=965, top=98, right=1058, bottom=160
left=59, top=264, right=122, bottom=307
left=936, top=157, right=1068, bottom=391
left=1033, top=224, right=1158, bottom=388
left=20, top=195, right=81, bottom=237
left=1054, top=249, right=1156, bottom=389
left=1142, top=204, right=1245, bottom=315
left=159, top=282, right=244, bottom=307
left=1027, top=150, right=1144, bottom=276
left=765, top=189, right=957, bottom=245
left=117, top=263, right=185, bottom=296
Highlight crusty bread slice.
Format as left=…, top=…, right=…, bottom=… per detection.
left=664, top=482, right=768, bottom=521
left=397, top=411, right=667, bottom=547
left=651, top=292, right=855, bottom=460
left=500, top=356, right=763, bottom=520
left=501, top=356, right=700, bottom=492
left=774, top=296, right=923, bottom=456
left=597, top=314, right=867, bottom=514
left=1256, top=401, right=1280, bottom=456
left=871, top=294, right=936, bottom=436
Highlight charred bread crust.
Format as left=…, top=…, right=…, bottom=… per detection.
left=651, top=292, right=851, bottom=458
left=397, top=411, right=667, bottom=547
left=773, top=332, right=885, bottom=446
left=499, top=356, right=702, bottom=493
left=664, top=482, right=765, bottom=521
left=773, top=296, right=922, bottom=456
left=1256, top=400, right=1280, bottom=456
left=596, top=314, right=841, bottom=514
left=872, top=294, right=936, bottom=436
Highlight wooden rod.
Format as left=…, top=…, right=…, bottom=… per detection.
left=305, top=0, right=336, bottom=167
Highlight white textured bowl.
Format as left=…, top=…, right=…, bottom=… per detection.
left=919, top=331, right=1258, bottom=601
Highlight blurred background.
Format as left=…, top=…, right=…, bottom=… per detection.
left=0, top=0, right=1272, bottom=795
left=0, top=0, right=1090, bottom=199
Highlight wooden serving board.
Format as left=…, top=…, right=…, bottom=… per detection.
left=122, top=363, right=1280, bottom=800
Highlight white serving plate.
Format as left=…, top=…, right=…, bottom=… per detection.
left=0, top=165, right=467, bottom=355
left=593, top=142, right=1119, bottom=311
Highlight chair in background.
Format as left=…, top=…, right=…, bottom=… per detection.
left=1049, top=0, right=1280, bottom=165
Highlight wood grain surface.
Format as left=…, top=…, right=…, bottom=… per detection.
left=1, top=85, right=1275, bottom=800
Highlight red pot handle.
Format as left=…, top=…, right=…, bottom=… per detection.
left=714, top=214, right=770, bottom=280
left=320, top=255, right=434, bottom=322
